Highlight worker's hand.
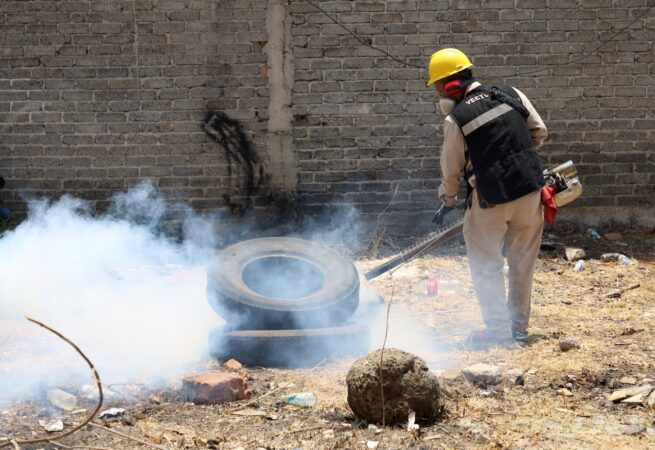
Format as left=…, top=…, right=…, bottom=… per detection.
left=432, top=204, right=453, bottom=226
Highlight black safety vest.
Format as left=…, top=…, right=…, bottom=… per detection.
left=449, top=85, right=544, bottom=204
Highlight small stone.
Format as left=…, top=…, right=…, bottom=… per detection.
left=38, top=419, right=64, bottom=432
left=622, top=424, right=646, bottom=436
left=557, top=388, right=573, bottom=397
left=367, top=424, right=382, bottom=434
left=619, top=377, right=637, bottom=385
left=565, top=247, right=586, bottom=261
left=505, top=369, right=525, bottom=386
left=224, top=359, right=243, bottom=371
left=182, top=372, right=251, bottom=405
left=558, top=336, right=580, bottom=352
left=462, top=363, right=503, bottom=387
left=608, top=379, right=621, bottom=389
left=645, top=390, right=655, bottom=407
left=564, top=374, right=578, bottom=384
left=622, top=393, right=646, bottom=404
left=608, top=384, right=653, bottom=402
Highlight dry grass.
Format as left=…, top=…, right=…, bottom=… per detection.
left=1, top=230, right=654, bottom=449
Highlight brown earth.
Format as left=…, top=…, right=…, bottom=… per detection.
left=1, top=229, right=654, bottom=449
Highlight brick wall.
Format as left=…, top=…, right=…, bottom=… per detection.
left=291, top=0, right=655, bottom=233
left=0, top=0, right=271, bottom=218
left=1, top=0, right=654, bottom=235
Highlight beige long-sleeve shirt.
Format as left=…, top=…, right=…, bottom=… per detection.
left=438, top=82, right=548, bottom=207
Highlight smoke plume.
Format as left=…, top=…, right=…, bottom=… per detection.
left=0, top=181, right=220, bottom=400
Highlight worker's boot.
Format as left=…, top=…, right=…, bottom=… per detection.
left=512, top=329, right=529, bottom=346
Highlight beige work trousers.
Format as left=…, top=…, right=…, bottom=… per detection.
left=463, top=190, right=543, bottom=337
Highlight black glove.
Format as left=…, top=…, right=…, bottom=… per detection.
left=432, top=204, right=453, bottom=226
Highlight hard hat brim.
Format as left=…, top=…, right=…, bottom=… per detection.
left=426, top=62, right=473, bottom=87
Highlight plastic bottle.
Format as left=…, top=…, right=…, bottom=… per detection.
left=47, top=388, right=77, bottom=411
left=424, top=278, right=463, bottom=296
left=281, top=392, right=316, bottom=407
left=617, top=255, right=632, bottom=266
left=573, top=260, right=585, bottom=272
left=601, top=253, right=632, bottom=265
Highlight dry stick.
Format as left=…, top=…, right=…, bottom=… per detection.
left=230, top=384, right=286, bottom=412
left=49, top=441, right=112, bottom=450
left=379, top=283, right=395, bottom=428
left=366, top=183, right=400, bottom=256
left=246, top=425, right=332, bottom=447
left=8, top=441, right=19, bottom=450
left=606, top=283, right=640, bottom=298
left=232, top=357, right=327, bottom=412
left=88, top=423, right=168, bottom=450
left=0, top=317, right=104, bottom=449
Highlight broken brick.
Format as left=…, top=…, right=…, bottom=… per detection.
left=224, top=359, right=243, bottom=371
left=182, top=372, right=251, bottom=405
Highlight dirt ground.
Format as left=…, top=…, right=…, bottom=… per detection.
left=1, top=227, right=654, bottom=449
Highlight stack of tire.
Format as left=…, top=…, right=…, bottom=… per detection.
left=206, top=237, right=370, bottom=367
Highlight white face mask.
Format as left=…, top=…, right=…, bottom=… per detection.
left=439, top=98, right=456, bottom=115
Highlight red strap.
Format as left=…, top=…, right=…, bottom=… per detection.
left=541, top=186, right=558, bottom=225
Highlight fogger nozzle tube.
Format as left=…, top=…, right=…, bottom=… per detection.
left=545, top=160, right=577, bottom=178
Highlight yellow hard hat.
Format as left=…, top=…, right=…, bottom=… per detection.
left=426, top=48, right=473, bottom=86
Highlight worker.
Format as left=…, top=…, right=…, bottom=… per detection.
left=427, top=48, right=548, bottom=346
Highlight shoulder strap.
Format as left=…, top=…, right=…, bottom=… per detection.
left=487, top=85, right=529, bottom=119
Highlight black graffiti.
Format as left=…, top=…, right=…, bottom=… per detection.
left=203, top=112, right=263, bottom=212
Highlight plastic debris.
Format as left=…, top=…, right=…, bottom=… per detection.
left=79, top=384, right=119, bottom=400
left=99, top=407, right=125, bottom=419
left=407, top=410, right=419, bottom=432
left=47, top=388, right=77, bottom=411
left=586, top=228, right=601, bottom=239
left=573, top=260, right=585, bottom=272
left=600, top=253, right=632, bottom=265
left=281, top=392, right=316, bottom=407
left=424, top=278, right=462, bottom=296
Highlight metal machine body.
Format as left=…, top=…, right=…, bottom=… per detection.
left=365, top=161, right=584, bottom=280
left=543, top=160, right=583, bottom=207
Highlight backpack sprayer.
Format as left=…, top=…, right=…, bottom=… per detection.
left=364, top=160, right=582, bottom=280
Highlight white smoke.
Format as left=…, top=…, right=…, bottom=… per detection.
left=0, top=183, right=450, bottom=400
left=0, top=181, right=221, bottom=400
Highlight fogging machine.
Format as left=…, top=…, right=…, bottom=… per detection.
left=364, top=160, right=583, bottom=280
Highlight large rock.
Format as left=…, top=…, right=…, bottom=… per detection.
left=346, top=349, right=442, bottom=425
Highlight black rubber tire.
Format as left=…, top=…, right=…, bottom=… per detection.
left=209, top=322, right=370, bottom=368
left=206, top=237, right=359, bottom=329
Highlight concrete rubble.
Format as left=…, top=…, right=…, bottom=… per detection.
left=462, top=363, right=503, bottom=387
left=565, top=247, right=586, bottom=261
